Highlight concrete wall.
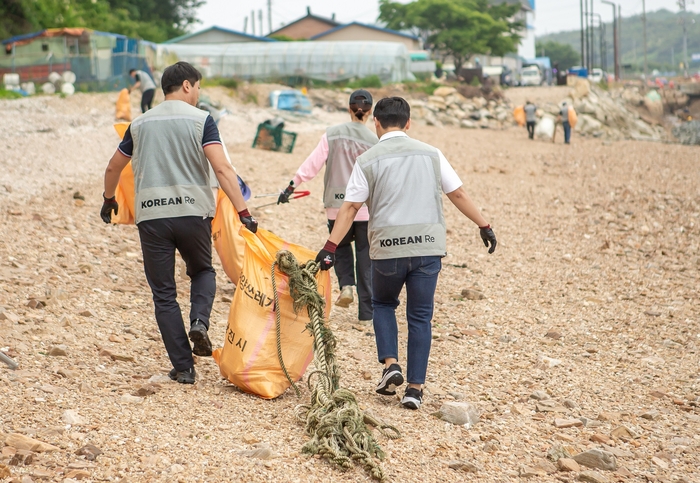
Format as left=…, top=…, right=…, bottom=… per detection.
left=271, top=18, right=336, bottom=40
left=315, top=25, right=420, bottom=51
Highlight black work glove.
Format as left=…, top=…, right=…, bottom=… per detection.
left=479, top=225, right=497, bottom=254
left=101, top=193, right=119, bottom=224
left=277, top=182, right=295, bottom=204
left=315, top=240, right=337, bottom=271
left=238, top=209, right=258, bottom=233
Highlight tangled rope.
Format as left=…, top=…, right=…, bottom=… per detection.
left=272, top=250, right=401, bottom=481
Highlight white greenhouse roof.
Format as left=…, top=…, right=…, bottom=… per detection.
left=161, top=41, right=415, bottom=83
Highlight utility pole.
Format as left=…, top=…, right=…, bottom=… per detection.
left=601, top=1, right=619, bottom=80
left=590, top=0, right=595, bottom=71
left=258, top=10, right=263, bottom=38
left=251, top=10, right=256, bottom=36
left=243, top=16, right=248, bottom=34
left=267, top=0, right=272, bottom=35
left=642, top=0, right=648, bottom=81
left=679, top=0, right=689, bottom=77
left=618, top=5, right=622, bottom=78
left=584, top=0, right=589, bottom=71
left=580, top=0, right=585, bottom=67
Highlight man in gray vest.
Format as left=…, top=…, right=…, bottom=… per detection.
left=129, top=68, right=157, bottom=113
left=315, top=97, right=497, bottom=410
left=558, top=101, right=572, bottom=144
left=524, top=100, right=537, bottom=139
left=101, top=62, right=258, bottom=384
left=278, top=90, right=378, bottom=323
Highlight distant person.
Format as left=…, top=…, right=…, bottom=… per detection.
left=524, top=100, right=537, bottom=139
left=129, top=68, right=157, bottom=113
left=558, top=101, right=572, bottom=144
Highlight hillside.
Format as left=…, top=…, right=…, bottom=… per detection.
left=537, top=8, right=700, bottom=73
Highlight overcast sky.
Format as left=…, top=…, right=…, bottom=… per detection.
left=196, top=0, right=699, bottom=37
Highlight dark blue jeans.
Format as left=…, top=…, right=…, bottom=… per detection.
left=371, top=256, right=441, bottom=385
left=563, top=121, right=571, bottom=144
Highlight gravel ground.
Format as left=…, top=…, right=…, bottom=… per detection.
left=0, top=88, right=698, bottom=483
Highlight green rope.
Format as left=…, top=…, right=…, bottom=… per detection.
left=272, top=250, right=401, bottom=482
left=271, top=260, right=301, bottom=397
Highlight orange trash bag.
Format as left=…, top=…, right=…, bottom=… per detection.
left=212, top=228, right=332, bottom=399
left=211, top=188, right=245, bottom=284
left=111, top=122, right=136, bottom=224
left=568, top=106, right=578, bottom=129
left=115, top=88, right=132, bottom=122
left=513, top=105, right=525, bottom=127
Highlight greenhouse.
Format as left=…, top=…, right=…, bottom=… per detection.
left=162, top=41, right=415, bottom=83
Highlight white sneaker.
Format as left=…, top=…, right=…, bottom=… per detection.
left=335, top=286, right=353, bottom=308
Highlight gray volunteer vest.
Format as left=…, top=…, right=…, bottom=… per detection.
left=357, top=135, right=446, bottom=260
left=561, top=105, right=570, bottom=122
left=130, top=100, right=215, bottom=224
left=135, top=70, right=156, bottom=92
left=323, top=122, right=378, bottom=209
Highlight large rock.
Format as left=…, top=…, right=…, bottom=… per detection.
left=434, top=402, right=480, bottom=427
left=572, top=449, right=617, bottom=471
left=672, top=121, right=700, bottom=145
left=570, top=78, right=591, bottom=99
left=433, top=86, right=457, bottom=97
left=5, top=433, right=59, bottom=453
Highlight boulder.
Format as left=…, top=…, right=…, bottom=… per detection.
left=433, top=86, right=457, bottom=97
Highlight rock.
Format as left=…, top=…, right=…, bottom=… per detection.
left=530, top=390, right=550, bottom=401
left=32, top=467, right=53, bottom=478
left=536, top=356, right=562, bottom=369
left=596, top=411, right=619, bottom=422
left=610, top=425, right=639, bottom=439
left=0, top=464, right=10, bottom=478
left=533, top=458, right=557, bottom=474
left=460, top=119, right=477, bottom=129
left=64, top=469, right=90, bottom=480
left=75, top=444, right=102, bottom=461
left=578, top=471, right=609, bottom=483
left=237, top=444, right=276, bottom=460
left=5, top=433, right=59, bottom=453
left=520, top=466, right=547, bottom=477
left=572, top=449, right=617, bottom=471
left=651, top=456, right=669, bottom=469
left=78, top=310, right=96, bottom=317
left=448, top=460, right=479, bottom=473
left=554, top=418, right=583, bottom=428
left=563, top=399, right=577, bottom=409
left=547, top=444, right=573, bottom=462
left=460, top=288, right=484, bottom=300
left=558, top=458, right=580, bottom=472
left=640, top=409, right=660, bottom=420
left=590, top=433, right=612, bottom=444
left=62, top=410, right=86, bottom=425
left=434, top=401, right=480, bottom=427
left=545, top=330, right=562, bottom=340
left=133, top=384, right=160, bottom=397
left=148, top=374, right=173, bottom=384
left=242, top=433, right=260, bottom=444
left=536, top=400, right=568, bottom=413
left=433, top=86, right=457, bottom=97
left=48, top=346, right=67, bottom=357
left=120, top=394, right=143, bottom=404
left=600, top=445, right=633, bottom=458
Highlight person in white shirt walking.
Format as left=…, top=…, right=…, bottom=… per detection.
left=278, top=90, right=378, bottom=323
left=315, top=97, right=497, bottom=410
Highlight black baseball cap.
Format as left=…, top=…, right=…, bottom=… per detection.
left=349, top=89, right=373, bottom=110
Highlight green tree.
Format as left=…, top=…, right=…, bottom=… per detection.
left=379, top=0, right=523, bottom=73
left=535, top=40, right=580, bottom=71
left=0, top=0, right=203, bottom=43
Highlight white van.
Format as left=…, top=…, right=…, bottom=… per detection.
left=520, top=65, right=542, bottom=86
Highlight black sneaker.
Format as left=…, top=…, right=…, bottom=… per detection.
left=168, top=367, right=196, bottom=384
left=375, top=363, right=404, bottom=396
left=189, top=319, right=212, bottom=357
left=401, top=387, right=423, bottom=410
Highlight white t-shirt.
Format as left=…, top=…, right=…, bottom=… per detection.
left=345, top=131, right=463, bottom=203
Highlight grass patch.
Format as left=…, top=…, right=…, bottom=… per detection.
left=347, top=75, right=382, bottom=89
left=0, top=89, right=23, bottom=99
left=202, top=77, right=239, bottom=90
left=403, top=81, right=443, bottom=96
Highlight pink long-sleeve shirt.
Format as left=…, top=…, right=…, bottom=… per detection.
left=292, top=133, right=370, bottom=221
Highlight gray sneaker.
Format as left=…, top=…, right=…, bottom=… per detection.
left=168, top=367, right=196, bottom=384
left=189, top=319, right=212, bottom=357
left=335, top=286, right=354, bottom=308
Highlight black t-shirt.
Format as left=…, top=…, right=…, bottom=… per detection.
left=118, top=114, right=221, bottom=158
